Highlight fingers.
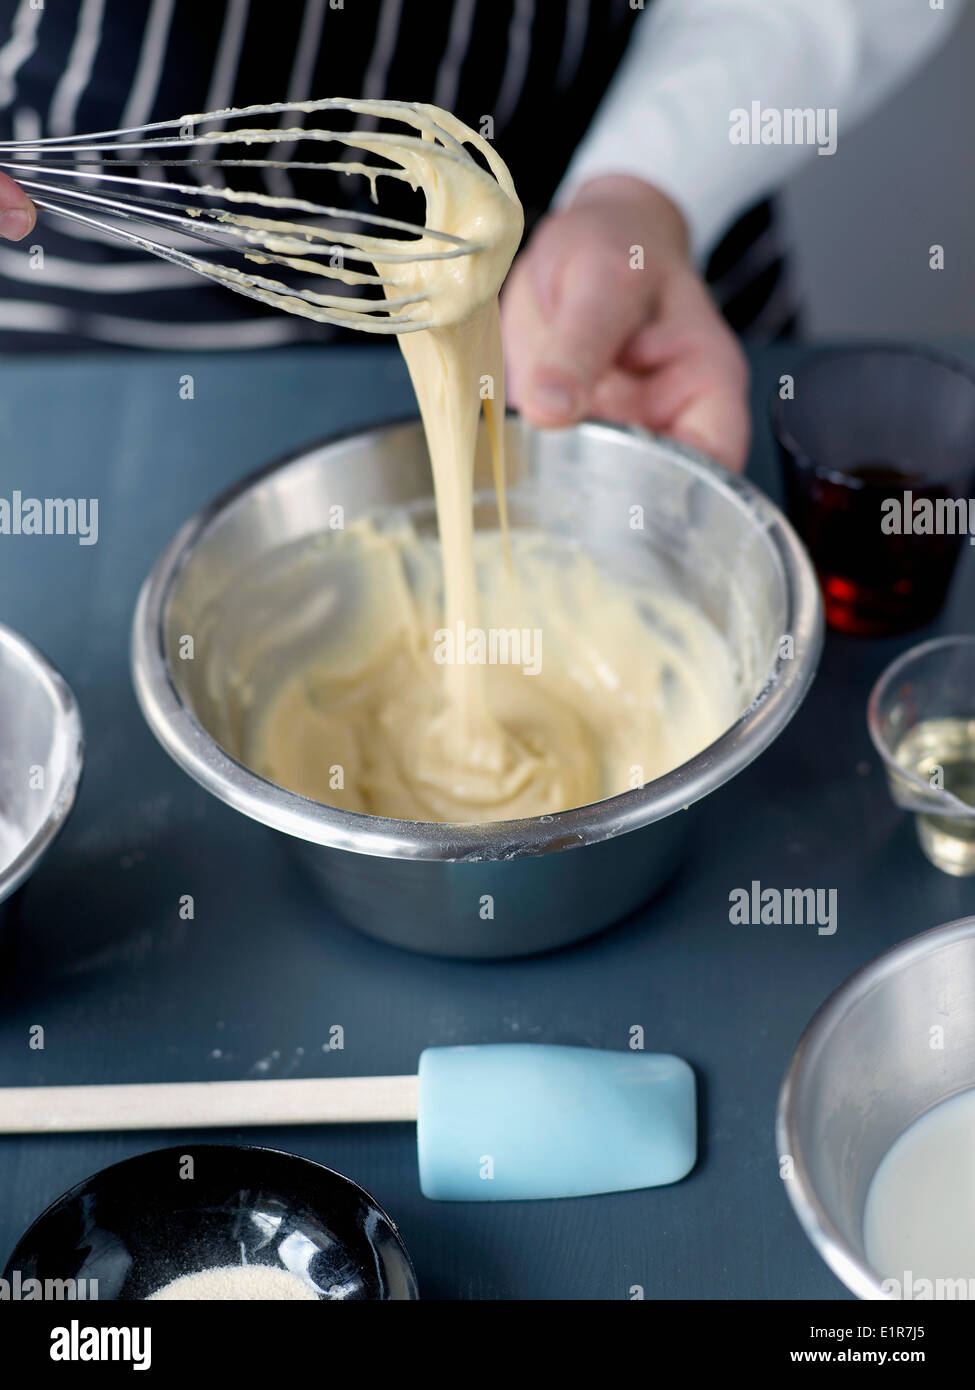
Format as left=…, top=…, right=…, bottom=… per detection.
left=524, top=247, right=648, bottom=425
left=0, top=170, right=36, bottom=241
left=669, top=385, right=752, bottom=474
left=501, top=251, right=551, bottom=416
left=499, top=188, right=752, bottom=472
left=589, top=362, right=751, bottom=473
left=502, top=218, right=655, bottom=428
left=589, top=306, right=752, bottom=472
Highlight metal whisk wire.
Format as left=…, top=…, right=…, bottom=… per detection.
left=0, top=99, right=489, bottom=333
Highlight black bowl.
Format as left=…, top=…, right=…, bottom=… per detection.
left=3, top=1143, right=418, bottom=1300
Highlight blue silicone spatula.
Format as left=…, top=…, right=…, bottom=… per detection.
left=0, top=1045, right=696, bottom=1200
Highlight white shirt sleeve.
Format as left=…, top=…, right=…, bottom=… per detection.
left=556, top=0, right=966, bottom=263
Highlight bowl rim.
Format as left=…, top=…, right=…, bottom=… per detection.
left=2, top=1140, right=418, bottom=1299
left=131, top=415, right=824, bottom=861
left=0, top=622, right=84, bottom=904
left=768, top=341, right=975, bottom=487
left=776, top=913, right=975, bottom=1300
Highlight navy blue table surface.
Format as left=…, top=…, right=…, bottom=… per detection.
left=0, top=343, right=973, bottom=1301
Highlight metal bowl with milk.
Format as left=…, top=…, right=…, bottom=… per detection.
left=778, top=916, right=975, bottom=1299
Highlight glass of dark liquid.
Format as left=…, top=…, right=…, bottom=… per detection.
left=770, top=347, right=975, bottom=636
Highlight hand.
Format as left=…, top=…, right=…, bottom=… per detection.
left=0, top=171, right=36, bottom=241
left=501, top=176, right=750, bottom=473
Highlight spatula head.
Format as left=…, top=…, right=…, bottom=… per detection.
left=417, top=1044, right=696, bottom=1201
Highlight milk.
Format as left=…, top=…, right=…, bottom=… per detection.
left=864, top=1086, right=975, bottom=1294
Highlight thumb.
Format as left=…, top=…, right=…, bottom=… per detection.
left=0, top=171, right=36, bottom=241
left=520, top=240, right=651, bottom=426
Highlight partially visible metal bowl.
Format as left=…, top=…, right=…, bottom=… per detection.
left=131, top=416, right=822, bottom=958
left=0, top=622, right=83, bottom=908
left=777, top=916, right=975, bottom=1299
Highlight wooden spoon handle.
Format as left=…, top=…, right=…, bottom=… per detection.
left=0, top=1075, right=419, bottom=1133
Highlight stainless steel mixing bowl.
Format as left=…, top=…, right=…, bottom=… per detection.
left=131, top=416, right=822, bottom=958
left=777, top=916, right=975, bottom=1299
left=0, top=622, right=84, bottom=909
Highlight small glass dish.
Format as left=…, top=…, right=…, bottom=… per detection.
left=868, top=635, right=975, bottom=875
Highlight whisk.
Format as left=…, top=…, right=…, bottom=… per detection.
left=0, top=99, right=502, bottom=334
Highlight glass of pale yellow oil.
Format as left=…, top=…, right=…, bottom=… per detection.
left=869, top=635, right=975, bottom=875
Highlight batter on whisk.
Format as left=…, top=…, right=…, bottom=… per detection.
left=0, top=91, right=737, bottom=821
left=250, top=104, right=602, bottom=818
left=244, top=104, right=739, bottom=822
left=372, top=107, right=547, bottom=805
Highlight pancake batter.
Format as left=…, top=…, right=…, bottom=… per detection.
left=242, top=522, right=739, bottom=822
left=187, top=101, right=742, bottom=822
